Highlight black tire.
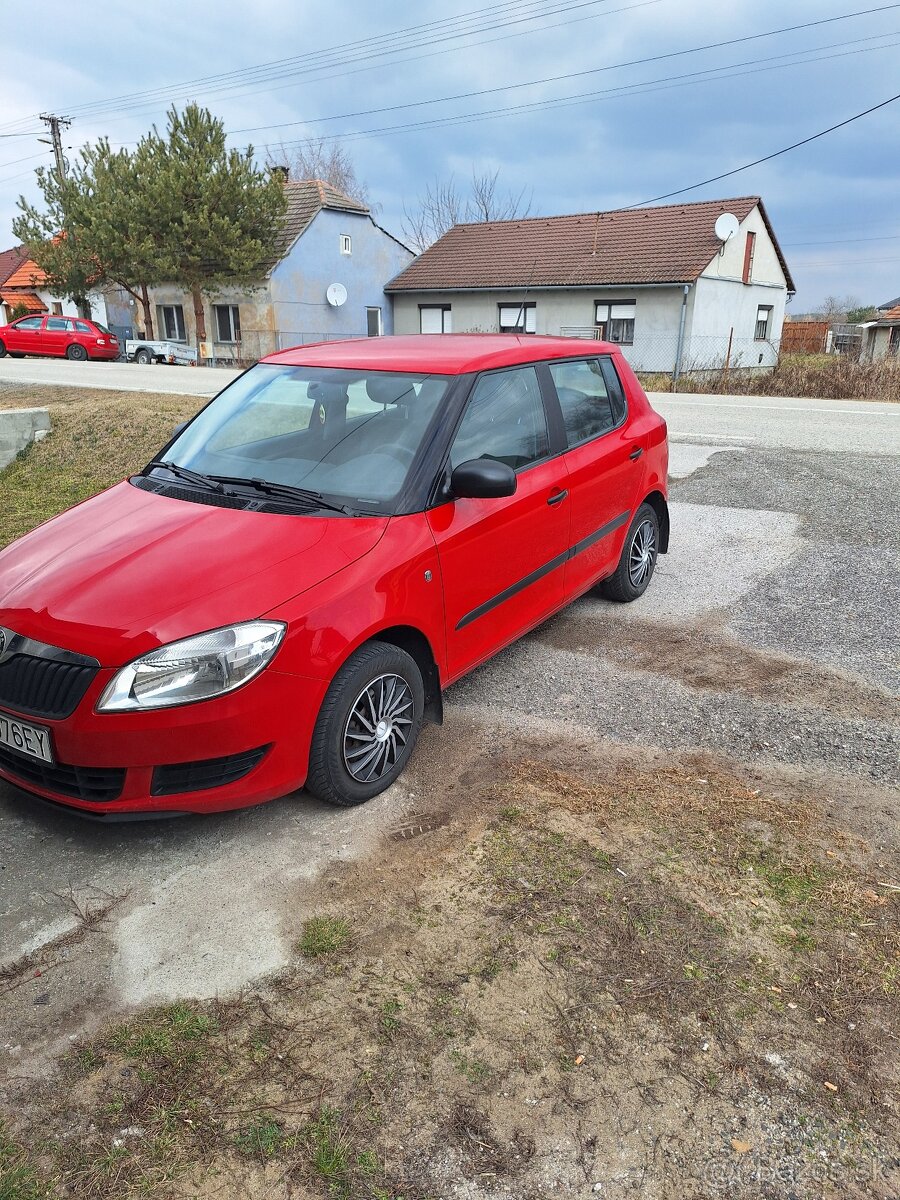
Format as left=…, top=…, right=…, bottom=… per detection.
left=306, top=641, right=424, bottom=807
left=66, top=344, right=88, bottom=361
left=9, top=352, right=24, bottom=359
left=0, top=339, right=6, bottom=358
left=599, top=503, right=660, bottom=603
left=135, top=348, right=154, bottom=365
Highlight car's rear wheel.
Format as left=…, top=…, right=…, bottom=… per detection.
left=66, top=344, right=88, bottom=361
left=599, top=503, right=660, bottom=602
left=306, top=641, right=424, bottom=806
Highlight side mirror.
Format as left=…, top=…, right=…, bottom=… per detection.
left=451, top=458, right=517, bottom=499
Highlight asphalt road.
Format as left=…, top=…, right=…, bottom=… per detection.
left=0, top=388, right=897, bottom=1067
left=0, top=357, right=241, bottom=397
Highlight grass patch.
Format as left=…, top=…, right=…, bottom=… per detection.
left=233, top=1115, right=289, bottom=1160
left=637, top=353, right=900, bottom=401
left=0, top=1123, right=53, bottom=1200
left=297, top=915, right=352, bottom=959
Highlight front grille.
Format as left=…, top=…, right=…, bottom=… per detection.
left=0, top=745, right=125, bottom=803
left=0, top=635, right=99, bottom=720
left=151, top=745, right=271, bottom=796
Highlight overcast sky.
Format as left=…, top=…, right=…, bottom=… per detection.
left=2, top=0, right=899, bottom=311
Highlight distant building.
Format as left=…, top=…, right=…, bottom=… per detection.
left=386, top=195, right=795, bottom=376
left=0, top=247, right=108, bottom=325
left=859, top=296, right=900, bottom=362
left=144, top=179, right=413, bottom=363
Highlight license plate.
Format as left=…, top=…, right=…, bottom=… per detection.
left=0, top=712, right=54, bottom=763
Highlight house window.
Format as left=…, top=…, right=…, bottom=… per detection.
left=742, top=231, right=756, bottom=284
left=498, top=303, right=536, bottom=334
left=340, top=235, right=352, bottom=255
left=595, top=301, right=635, bottom=345
left=419, top=305, right=452, bottom=334
left=157, top=304, right=186, bottom=341
left=214, top=304, right=241, bottom=343
left=755, top=305, right=773, bottom=341
left=51, top=302, right=63, bottom=315
left=366, top=307, right=382, bottom=337
left=889, top=326, right=900, bottom=357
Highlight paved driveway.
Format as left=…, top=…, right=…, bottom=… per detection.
left=1, top=394, right=897, bottom=1066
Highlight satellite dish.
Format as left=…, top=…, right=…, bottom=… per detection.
left=714, top=212, right=740, bottom=243
left=326, top=282, right=347, bottom=307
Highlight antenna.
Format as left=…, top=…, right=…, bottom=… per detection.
left=714, top=212, right=740, bottom=246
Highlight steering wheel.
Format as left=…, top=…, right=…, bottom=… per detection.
left=384, top=445, right=415, bottom=466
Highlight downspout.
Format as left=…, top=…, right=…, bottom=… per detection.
left=673, top=283, right=691, bottom=391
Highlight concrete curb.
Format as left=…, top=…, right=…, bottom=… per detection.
left=0, top=407, right=52, bottom=470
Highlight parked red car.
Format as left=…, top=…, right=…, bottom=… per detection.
left=0, top=313, right=119, bottom=361
left=0, top=335, right=668, bottom=818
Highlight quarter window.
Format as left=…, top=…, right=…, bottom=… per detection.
left=755, top=305, right=773, bottom=341
left=157, top=304, right=186, bottom=341
left=74, top=320, right=93, bottom=333
left=419, top=305, right=452, bottom=334
left=450, top=366, right=548, bottom=471
left=214, top=304, right=241, bottom=343
left=550, top=358, right=623, bottom=445
left=498, top=303, right=536, bottom=335
left=595, top=301, right=635, bottom=345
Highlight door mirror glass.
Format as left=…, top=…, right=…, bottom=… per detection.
left=451, top=459, right=517, bottom=499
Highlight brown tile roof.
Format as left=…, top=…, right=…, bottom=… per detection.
left=387, top=196, right=795, bottom=293
left=0, top=290, right=46, bottom=313
left=0, top=245, right=27, bottom=287
left=264, top=178, right=370, bottom=271
left=3, top=258, right=48, bottom=290
left=881, top=304, right=900, bottom=321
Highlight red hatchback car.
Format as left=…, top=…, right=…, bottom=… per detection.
left=0, top=335, right=668, bottom=818
left=0, top=313, right=119, bottom=361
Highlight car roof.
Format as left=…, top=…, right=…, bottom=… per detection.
left=261, top=334, right=620, bottom=375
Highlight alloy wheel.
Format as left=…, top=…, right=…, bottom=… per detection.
left=343, top=672, right=414, bottom=783
left=628, top=519, right=657, bottom=587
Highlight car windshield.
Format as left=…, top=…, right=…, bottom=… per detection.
left=161, top=363, right=451, bottom=513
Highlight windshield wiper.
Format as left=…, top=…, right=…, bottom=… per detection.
left=146, top=460, right=228, bottom=494
left=213, top=476, right=353, bottom=515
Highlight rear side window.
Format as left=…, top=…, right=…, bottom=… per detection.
left=46, top=317, right=72, bottom=331
left=549, top=358, right=624, bottom=446
left=451, top=366, right=548, bottom=471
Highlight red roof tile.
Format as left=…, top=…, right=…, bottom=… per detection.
left=387, top=196, right=794, bottom=293
left=3, top=258, right=47, bottom=290
left=0, top=290, right=46, bottom=313
left=0, top=245, right=27, bottom=287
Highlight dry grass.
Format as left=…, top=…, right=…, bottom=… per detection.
left=2, top=752, right=897, bottom=1199
left=639, top=354, right=900, bottom=401
left=0, top=383, right=198, bottom=550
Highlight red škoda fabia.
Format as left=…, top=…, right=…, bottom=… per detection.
left=0, top=336, right=668, bottom=817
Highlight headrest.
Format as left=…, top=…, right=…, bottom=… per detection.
left=308, top=381, right=348, bottom=404
left=365, top=376, right=408, bottom=406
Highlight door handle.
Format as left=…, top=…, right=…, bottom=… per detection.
left=547, top=488, right=568, bottom=506
left=629, top=446, right=644, bottom=461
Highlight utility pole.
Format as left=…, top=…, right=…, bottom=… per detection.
left=39, top=113, right=71, bottom=183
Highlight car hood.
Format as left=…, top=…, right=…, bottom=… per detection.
left=0, top=481, right=388, bottom=665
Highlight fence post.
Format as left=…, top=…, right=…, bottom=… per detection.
left=673, top=284, right=690, bottom=391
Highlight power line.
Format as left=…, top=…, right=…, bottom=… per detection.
left=228, top=4, right=900, bottom=138
left=784, top=233, right=900, bottom=246
left=626, top=88, right=900, bottom=208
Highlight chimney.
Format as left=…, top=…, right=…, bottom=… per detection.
left=270, top=164, right=289, bottom=182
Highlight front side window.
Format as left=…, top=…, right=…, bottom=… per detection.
left=550, top=358, right=624, bottom=445
left=214, top=304, right=241, bottom=343
left=498, top=303, right=536, bottom=335
left=163, top=365, right=450, bottom=512
left=420, top=305, right=452, bottom=334
left=450, top=366, right=548, bottom=471
left=158, top=304, right=186, bottom=341
left=13, top=316, right=43, bottom=331
left=596, top=301, right=635, bottom=344
left=755, top=306, right=773, bottom=341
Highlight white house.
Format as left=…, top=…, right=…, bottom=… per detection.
left=386, top=196, right=795, bottom=377
left=0, top=248, right=108, bottom=326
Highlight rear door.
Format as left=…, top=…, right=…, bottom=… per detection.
left=5, top=315, right=44, bottom=354
left=428, top=365, right=570, bottom=681
left=40, top=316, right=75, bottom=356
left=543, top=356, right=646, bottom=598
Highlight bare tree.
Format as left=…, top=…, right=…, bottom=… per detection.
left=263, top=137, right=369, bottom=204
left=403, top=168, right=532, bottom=251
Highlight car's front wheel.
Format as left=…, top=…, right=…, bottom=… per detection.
left=306, top=641, right=424, bottom=806
left=0, top=339, right=6, bottom=358
left=599, top=503, right=660, bottom=602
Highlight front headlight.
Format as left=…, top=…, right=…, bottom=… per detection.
left=97, top=621, right=286, bottom=712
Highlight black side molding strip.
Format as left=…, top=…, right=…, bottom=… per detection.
left=455, top=509, right=630, bottom=631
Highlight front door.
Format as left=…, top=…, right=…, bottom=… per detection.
left=5, top=315, right=44, bottom=354
left=428, top=365, right=570, bottom=681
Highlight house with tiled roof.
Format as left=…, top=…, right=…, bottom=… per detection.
left=0, top=246, right=111, bottom=326
left=859, top=296, right=900, bottom=362
left=145, top=177, right=413, bottom=363
left=387, top=196, right=794, bottom=375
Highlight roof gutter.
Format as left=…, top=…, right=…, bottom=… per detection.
left=386, top=281, right=693, bottom=295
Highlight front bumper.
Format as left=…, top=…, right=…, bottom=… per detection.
left=0, top=667, right=329, bottom=816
